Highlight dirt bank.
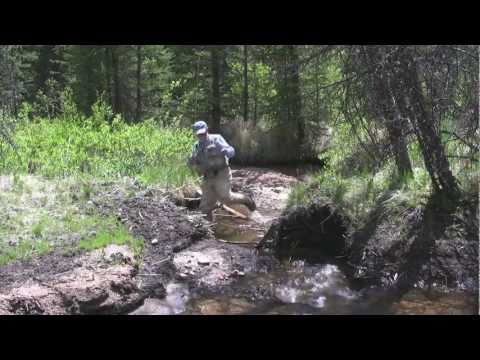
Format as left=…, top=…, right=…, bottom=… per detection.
left=0, top=167, right=296, bottom=315
left=258, top=196, right=479, bottom=296
left=258, top=201, right=349, bottom=261
left=0, top=246, right=143, bottom=314
left=345, top=196, right=479, bottom=295
left=2, top=167, right=476, bottom=315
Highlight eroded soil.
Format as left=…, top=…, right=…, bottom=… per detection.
left=0, top=167, right=297, bottom=315
left=1, top=167, right=477, bottom=315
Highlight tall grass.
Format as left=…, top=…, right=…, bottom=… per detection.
left=0, top=239, right=52, bottom=266
left=78, top=225, right=144, bottom=259
left=0, top=98, right=197, bottom=187
left=288, top=135, right=477, bottom=230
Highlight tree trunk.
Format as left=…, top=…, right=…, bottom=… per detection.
left=104, top=47, right=112, bottom=108
left=379, top=75, right=413, bottom=178
left=393, top=49, right=461, bottom=203
left=315, top=55, right=320, bottom=122
left=286, top=45, right=305, bottom=157
left=253, top=61, right=258, bottom=126
left=11, top=60, right=18, bottom=116
left=135, top=45, right=142, bottom=122
left=210, top=46, right=221, bottom=133
left=111, top=46, right=122, bottom=118
left=363, top=46, right=413, bottom=178
left=386, top=109, right=413, bottom=178
left=243, top=45, right=249, bottom=122
left=273, top=45, right=305, bottom=161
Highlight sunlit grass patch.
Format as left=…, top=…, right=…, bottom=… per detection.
left=287, top=159, right=435, bottom=229
left=78, top=225, right=144, bottom=258
left=0, top=175, right=146, bottom=266
left=0, top=240, right=52, bottom=266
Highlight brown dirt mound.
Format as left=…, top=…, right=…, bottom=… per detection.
left=257, top=202, right=349, bottom=261
left=344, top=199, right=479, bottom=294
left=0, top=247, right=145, bottom=315
left=119, top=195, right=210, bottom=254
left=258, top=195, right=478, bottom=296
left=0, top=167, right=300, bottom=314
left=0, top=191, right=215, bottom=314
left=116, top=193, right=214, bottom=296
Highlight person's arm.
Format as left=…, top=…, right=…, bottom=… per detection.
left=215, top=135, right=235, bottom=159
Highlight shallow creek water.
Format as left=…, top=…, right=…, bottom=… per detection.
left=131, top=258, right=477, bottom=315
left=130, top=167, right=478, bottom=316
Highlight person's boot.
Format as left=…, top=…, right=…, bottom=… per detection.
left=243, top=195, right=256, bottom=212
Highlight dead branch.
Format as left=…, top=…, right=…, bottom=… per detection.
left=221, top=204, right=249, bottom=219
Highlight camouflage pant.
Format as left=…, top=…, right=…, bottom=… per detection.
left=200, top=167, right=250, bottom=220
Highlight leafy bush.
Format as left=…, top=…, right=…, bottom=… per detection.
left=0, top=98, right=197, bottom=187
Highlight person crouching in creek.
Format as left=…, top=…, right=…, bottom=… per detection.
left=187, top=120, right=256, bottom=221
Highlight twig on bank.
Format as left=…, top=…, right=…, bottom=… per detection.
left=221, top=204, right=248, bottom=219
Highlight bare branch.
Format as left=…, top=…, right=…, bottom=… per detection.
left=441, top=130, right=479, bottom=152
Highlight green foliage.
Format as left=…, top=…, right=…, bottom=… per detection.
left=61, top=86, right=82, bottom=123
left=0, top=99, right=196, bottom=187
left=287, top=182, right=309, bottom=208
left=287, top=159, right=433, bottom=229
left=382, top=167, right=431, bottom=212
left=156, top=79, right=206, bottom=128
left=0, top=214, right=144, bottom=266
left=227, top=60, right=278, bottom=123
left=18, top=102, right=34, bottom=123
left=0, top=239, right=52, bottom=266
left=31, top=218, right=48, bottom=238
left=139, top=164, right=196, bottom=188
left=78, top=225, right=142, bottom=254
left=64, top=45, right=105, bottom=115
left=0, top=174, right=146, bottom=266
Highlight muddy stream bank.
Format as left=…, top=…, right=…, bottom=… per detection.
left=0, top=167, right=477, bottom=315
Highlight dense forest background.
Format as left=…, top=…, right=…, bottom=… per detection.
left=0, top=45, right=478, bottom=206
left=0, top=45, right=478, bottom=294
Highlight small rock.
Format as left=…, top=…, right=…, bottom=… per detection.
left=151, top=238, right=159, bottom=245
left=231, top=270, right=245, bottom=277
left=8, top=239, right=18, bottom=246
left=195, top=253, right=211, bottom=266
left=103, top=245, right=134, bottom=264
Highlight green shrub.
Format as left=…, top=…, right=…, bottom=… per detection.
left=0, top=105, right=196, bottom=187
left=287, top=158, right=435, bottom=229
